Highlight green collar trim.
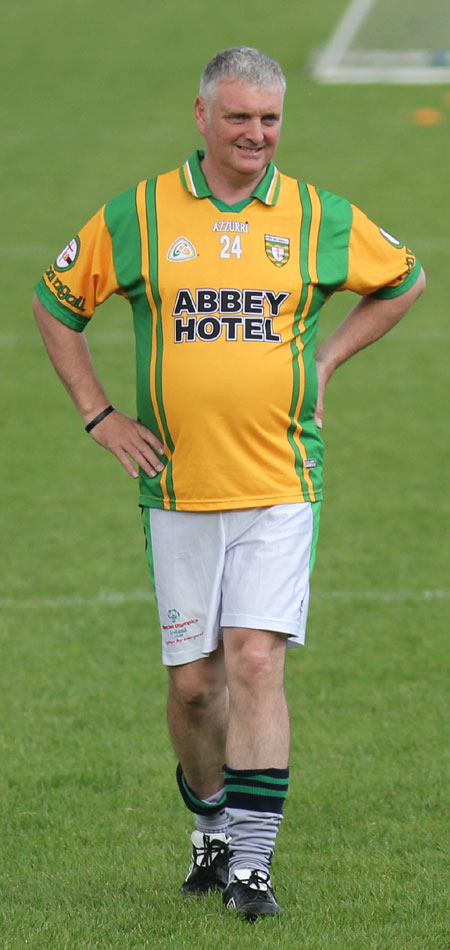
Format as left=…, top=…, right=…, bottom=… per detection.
left=180, top=150, right=280, bottom=209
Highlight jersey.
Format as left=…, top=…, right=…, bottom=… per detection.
left=35, top=150, right=421, bottom=511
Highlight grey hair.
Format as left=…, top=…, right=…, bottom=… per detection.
left=199, top=47, right=286, bottom=102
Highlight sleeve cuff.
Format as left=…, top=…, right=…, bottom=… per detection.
left=371, top=259, right=422, bottom=300
left=34, top=278, right=90, bottom=332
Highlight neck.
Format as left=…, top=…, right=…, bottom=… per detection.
left=201, top=155, right=267, bottom=205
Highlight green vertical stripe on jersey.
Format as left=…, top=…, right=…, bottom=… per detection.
left=104, top=185, right=142, bottom=289
left=146, top=179, right=176, bottom=509
left=104, top=186, right=166, bottom=508
left=286, top=182, right=313, bottom=500
left=316, top=188, right=352, bottom=291
left=297, top=194, right=326, bottom=498
left=296, top=283, right=325, bottom=500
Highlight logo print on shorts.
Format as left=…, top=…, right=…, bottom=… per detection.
left=265, top=234, right=290, bottom=267
left=55, top=237, right=80, bottom=272
left=167, top=237, right=197, bottom=262
left=167, top=608, right=180, bottom=622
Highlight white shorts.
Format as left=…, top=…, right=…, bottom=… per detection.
left=141, top=502, right=321, bottom=666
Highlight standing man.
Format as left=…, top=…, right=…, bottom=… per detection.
left=34, top=47, right=425, bottom=921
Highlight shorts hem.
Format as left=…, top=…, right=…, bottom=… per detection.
left=162, top=648, right=212, bottom=667
left=220, top=613, right=300, bottom=637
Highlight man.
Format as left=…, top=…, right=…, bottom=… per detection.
left=33, top=47, right=425, bottom=921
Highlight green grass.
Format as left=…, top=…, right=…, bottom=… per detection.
left=1, top=0, right=449, bottom=946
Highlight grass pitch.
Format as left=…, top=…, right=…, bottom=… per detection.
left=1, top=0, right=449, bottom=947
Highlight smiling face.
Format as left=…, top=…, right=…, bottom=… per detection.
left=195, top=79, right=284, bottom=194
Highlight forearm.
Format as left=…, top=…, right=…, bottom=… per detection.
left=33, top=293, right=165, bottom=479
left=33, top=294, right=110, bottom=424
left=316, top=268, right=426, bottom=383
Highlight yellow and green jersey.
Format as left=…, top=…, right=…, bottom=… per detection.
left=35, top=150, right=421, bottom=511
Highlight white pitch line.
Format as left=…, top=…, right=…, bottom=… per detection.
left=0, top=588, right=448, bottom=611
left=319, top=0, right=377, bottom=65
left=0, top=589, right=155, bottom=610
left=0, top=331, right=135, bottom=348
left=312, top=0, right=377, bottom=76
left=317, top=589, right=450, bottom=602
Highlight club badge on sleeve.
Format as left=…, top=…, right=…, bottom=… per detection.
left=55, top=237, right=80, bottom=272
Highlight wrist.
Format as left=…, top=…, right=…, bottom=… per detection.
left=85, top=404, right=115, bottom=433
left=315, top=352, right=337, bottom=384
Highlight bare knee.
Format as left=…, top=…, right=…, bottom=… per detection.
left=168, top=654, right=226, bottom=711
left=224, top=628, right=286, bottom=691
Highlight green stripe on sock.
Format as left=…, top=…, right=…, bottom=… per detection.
left=225, top=783, right=287, bottom=798
left=241, top=773, right=290, bottom=786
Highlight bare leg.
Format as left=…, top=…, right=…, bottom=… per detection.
left=167, top=643, right=229, bottom=799
left=223, top=628, right=290, bottom=768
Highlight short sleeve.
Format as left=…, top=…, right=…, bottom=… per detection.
left=34, top=206, right=121, bottom=331
left=342, top=204, right=421, bottom=298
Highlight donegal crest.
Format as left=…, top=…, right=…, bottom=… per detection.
left=265, top=234, right=290, bottom=267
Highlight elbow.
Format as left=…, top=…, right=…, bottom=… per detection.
left=414, top=266, right=426, bottom=298
left=33, top=293, right=59, bottom=331
left=33, top=292, right=47, bottom=325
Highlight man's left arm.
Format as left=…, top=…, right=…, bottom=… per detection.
left=314, top=267, right=426, bottom=428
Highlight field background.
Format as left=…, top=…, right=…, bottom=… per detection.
left=1, top=1, right=449, bottom=947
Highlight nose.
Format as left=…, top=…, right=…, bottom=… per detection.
left=244, top=118, right=265, bottom=144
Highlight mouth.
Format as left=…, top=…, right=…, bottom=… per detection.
left=235, top=145, right=264, bottom=155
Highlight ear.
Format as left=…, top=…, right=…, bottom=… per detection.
left=194, top=96, right=207, bottom=135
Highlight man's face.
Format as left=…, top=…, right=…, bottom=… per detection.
left=195, top=80, right=284, bottom=183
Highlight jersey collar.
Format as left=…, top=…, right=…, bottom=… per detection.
left=180, top=150, right=281, bottom=207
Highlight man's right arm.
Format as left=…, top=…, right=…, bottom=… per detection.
left=33, top=294, right=165, bottom=479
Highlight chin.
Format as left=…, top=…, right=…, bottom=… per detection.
left=235, top=154, right=266, bottom=173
